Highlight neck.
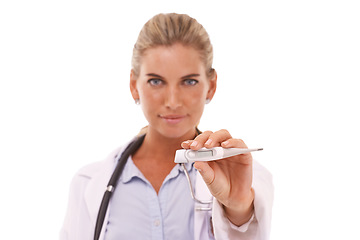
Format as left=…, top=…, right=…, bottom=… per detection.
left=134, top=127, right=197, bottom=163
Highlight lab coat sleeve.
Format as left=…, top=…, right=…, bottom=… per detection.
left=212, top=160, right=274, bottom=240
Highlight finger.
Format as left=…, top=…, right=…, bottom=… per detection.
left=194, top=161, right=215, bottom=185
left=204, top=129, right=232, bottom=148
left=221, top=138, right=248, bottom=149
left=181, top=140, right=194, bottom=149
left=221, top=138, right=253, bottom=164
left=190, top=131, right=213, bottom=150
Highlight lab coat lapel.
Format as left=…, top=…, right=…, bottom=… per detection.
left=84, top=159, right=115, bottom=223
left=83, top=146, right=125, bottom=239
left=194, top=171, right=213, bottom=240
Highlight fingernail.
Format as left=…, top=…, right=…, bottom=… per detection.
left=182, top=140, right=190, bottom=145
left=190, top=141, right=198, bottom=148
left=205, top=139, right=212, bottom=146
left=222, top=140, right=229, bottom=146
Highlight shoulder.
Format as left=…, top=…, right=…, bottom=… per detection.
left=75, top=144, right=127, bottom=179
left=61, top=141, right=132, bottom=239
left=66, top=146, right=123, bottom=198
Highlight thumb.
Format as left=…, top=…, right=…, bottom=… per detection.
left=194, top=161, right=215, bottom=185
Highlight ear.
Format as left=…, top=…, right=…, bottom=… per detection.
left=206, top=69, right=217, bottom=101
left=130, top=69, right=140, bottom=100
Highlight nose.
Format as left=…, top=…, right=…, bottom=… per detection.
left=164, top=86, right=182, bottom=110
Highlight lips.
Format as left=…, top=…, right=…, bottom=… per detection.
left=159, top=114, right=187, bottom=124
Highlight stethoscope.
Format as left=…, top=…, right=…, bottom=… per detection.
left=94, top=131, right=213, bottom=240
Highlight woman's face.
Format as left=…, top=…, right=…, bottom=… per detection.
left=130, top=43, right=217, bottom=139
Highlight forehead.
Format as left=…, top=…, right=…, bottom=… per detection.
left=139, top=43, right=206, bottom=76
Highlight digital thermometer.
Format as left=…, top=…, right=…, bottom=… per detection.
left=174, top=147, right=263, bottom=163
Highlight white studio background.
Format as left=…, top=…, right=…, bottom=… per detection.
left=0, top=0, right=359, bottom=239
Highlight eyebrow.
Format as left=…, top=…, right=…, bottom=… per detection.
left=146, top=73, right=164, bottom=78
left=181, top=74, right=200, bottom=79
left=145, top=73, right=200, bottom=79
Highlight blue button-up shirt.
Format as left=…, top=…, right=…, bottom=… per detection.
left=104, top=156, right=196, bottom=240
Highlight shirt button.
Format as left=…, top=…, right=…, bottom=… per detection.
left=154, top=219, right=161, bottom=227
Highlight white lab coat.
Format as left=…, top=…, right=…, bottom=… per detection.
left=60, top=142, right=274, bottom=240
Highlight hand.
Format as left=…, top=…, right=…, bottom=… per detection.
left=181, top=129, right=255, bottom=226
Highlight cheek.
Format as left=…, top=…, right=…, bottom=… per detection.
left=140, top=91, right=159, bottom=111
left=185, top=90, right=207, bottom=112
left=187, top=95, right=204, bottom=106
left=188, top=85, right=208, bottom=101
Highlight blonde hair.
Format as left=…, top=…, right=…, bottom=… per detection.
left=131, top=13, right=215, bottom=78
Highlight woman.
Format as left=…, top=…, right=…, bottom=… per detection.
left=61, top=13, right=273, bottom=240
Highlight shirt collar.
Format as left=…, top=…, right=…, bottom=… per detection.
left=119, top=156, right=194, bottom=184
left=167, top=162, right=194, bottom=180
left=120, top=156, right=144, bottom=184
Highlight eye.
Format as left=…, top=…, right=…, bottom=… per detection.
left=183, top=79, right=199, bottom=86
left=148, top=79, right=164, bottom=86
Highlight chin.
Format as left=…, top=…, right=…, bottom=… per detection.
left=162, top=129, right=189, bottom=139
left=155, top=125, right=195, bottom=140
